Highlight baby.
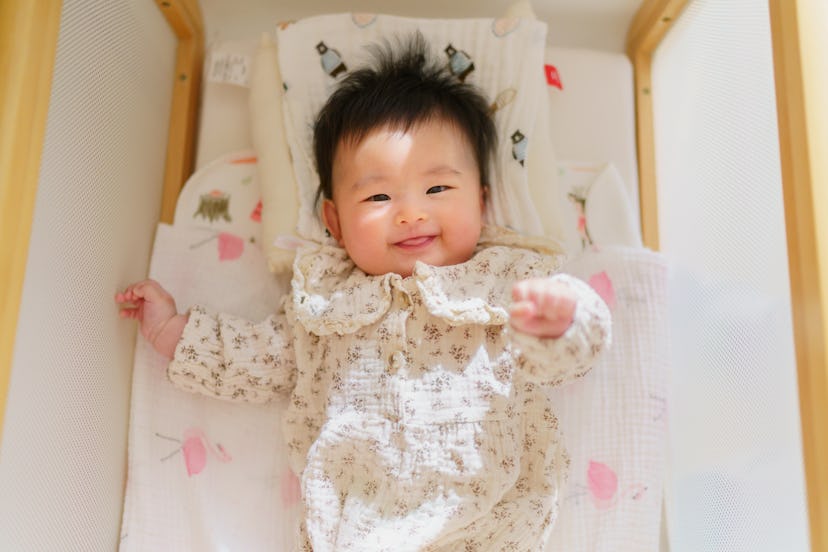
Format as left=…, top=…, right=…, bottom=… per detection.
left=117, top=35, right=611, bottom=551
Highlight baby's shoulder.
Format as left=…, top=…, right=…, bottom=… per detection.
left=473, top=242, right=564, bottom=280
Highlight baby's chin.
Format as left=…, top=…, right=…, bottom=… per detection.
left=363, top=263, right=415, bottom=278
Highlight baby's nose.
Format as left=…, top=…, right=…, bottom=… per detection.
left=395, top=202, right=428, bottom=225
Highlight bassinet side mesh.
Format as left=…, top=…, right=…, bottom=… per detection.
left=651, top=0, right=810, bottom=550
left=0, top=0, right=176, bottom=549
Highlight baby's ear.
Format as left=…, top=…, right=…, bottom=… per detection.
left=321, top=199, right=343, bottom=242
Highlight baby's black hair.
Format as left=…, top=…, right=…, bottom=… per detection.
left=313, top=33, right=497, bottom=201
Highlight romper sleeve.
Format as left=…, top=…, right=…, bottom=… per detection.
left=168, top=304, right=297, bottom=403
left=508, top=273, right=611, bottom=386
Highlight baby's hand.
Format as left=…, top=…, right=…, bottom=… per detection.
left=115, top=279, right=186, bottom=358
left=509, top=277, right=577, bottom=338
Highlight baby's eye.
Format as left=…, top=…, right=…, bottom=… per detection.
left=426, top=185, right=449, bottom=194
left=366, top=193, right=390, bottom=202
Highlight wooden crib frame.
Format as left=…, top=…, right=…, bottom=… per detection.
left=1, top=0, right=826, bottom=549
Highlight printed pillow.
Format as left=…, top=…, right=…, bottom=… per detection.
left=250, top=9, right=562, bottom=271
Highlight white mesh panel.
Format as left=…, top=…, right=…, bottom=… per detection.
left=0, top=0, right=175, bottom=549
left=652, top=1, right=810, bottom=550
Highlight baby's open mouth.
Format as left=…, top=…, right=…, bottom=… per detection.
left=395, top=236, right=435, bottom=248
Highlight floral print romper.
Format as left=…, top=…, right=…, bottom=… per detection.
left=169, top=227, right=611, bottom=551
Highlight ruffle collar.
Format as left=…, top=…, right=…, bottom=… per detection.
left=291, top=226, right=564, bottom=336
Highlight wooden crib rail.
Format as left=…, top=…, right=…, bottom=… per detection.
left=155, top=0, right=204, bottom=224
left=769, top=1, right=828, bottom=550
left=0, top=0, right=204, bottom=448
left=626, top=0, right=689, bottom=252
left=0, top=0, right=62, bottom=447
left=629, top=1, right=828, bottom=551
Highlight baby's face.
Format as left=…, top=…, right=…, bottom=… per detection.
left=322, top=120, right=484, bottom=277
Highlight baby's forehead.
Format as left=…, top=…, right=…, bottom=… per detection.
left=335, top=117, right=472, bottom=154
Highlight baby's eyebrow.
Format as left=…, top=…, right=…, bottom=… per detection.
left=349, top=165, right=462, bottom=191
left=423, top=165, right=462, bottom=176
left=352, top=174, right=387, bottom=191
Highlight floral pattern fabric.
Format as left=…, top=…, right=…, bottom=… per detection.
left=169, top=227, right=611, bottom=551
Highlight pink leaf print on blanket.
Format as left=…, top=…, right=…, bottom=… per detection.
left=217, top=232, right=244, bottom=261
left=585, top=460, right=649, bottom=510
left=588, top=460, right=618, bottom=510
left=191, top=231, right=246, bottom=261
left=588, top=271, right=616, bottom=309
left=157, top=428, right=232, bottom=476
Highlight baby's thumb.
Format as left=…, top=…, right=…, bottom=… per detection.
left=134, top=280, right=168, bottom=302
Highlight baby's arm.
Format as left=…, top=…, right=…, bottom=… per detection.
left=169, top=305, right=297, bottom=403
left=116, top=280, right=296, bottom=402
left=115, top=279, right=188, bottom=359
left=508, top=274, right=611, bottom=385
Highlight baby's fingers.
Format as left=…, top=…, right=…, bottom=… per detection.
left=511, top=277, right=577, bottom=338
left=118, top=307, right=141, bottom=319
left=513, top=278, right=570, bottom=301
left=115, top=282, right=144, bottom=304
left=115, top=279, right=167, bottom=304
left=510, top=301, right=558, bottom=336
left=512, top=279, right=537, bottom=303
left=129, top=280, right=164, bottom=300
left=508, top=300, right=537, bottom=320
left=115, top=289, right=136, bottom=305
left=509, top=300, right=537, bottom=334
